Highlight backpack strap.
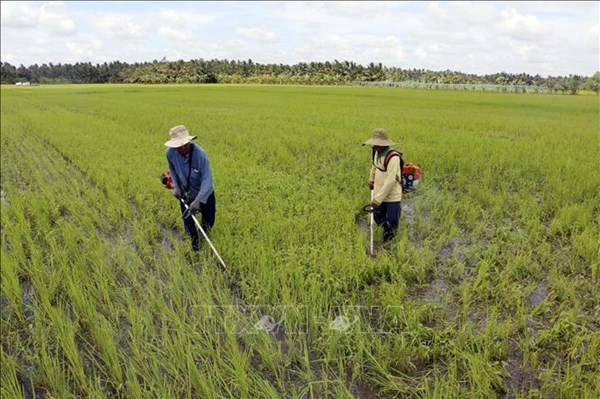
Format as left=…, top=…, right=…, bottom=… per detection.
left=383, top=150, right=403, bottom=170
left=382, top=150, right=405, bottom=187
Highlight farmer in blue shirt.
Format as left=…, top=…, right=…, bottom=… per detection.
left=165, top=125, right=216, bottom=252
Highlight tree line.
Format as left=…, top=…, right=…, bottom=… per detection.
left=1, top=59, right=598, bottom=94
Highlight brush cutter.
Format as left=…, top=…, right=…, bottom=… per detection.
left=161, top=169, right=227, bottom=270
left=181, top=198, right=227, bottom=270
left=369, top=189, right=375, bottom=257
left=358, top=190, right=375, bottom=257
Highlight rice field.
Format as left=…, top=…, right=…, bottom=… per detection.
left=1, top=84, right=599, bottom=398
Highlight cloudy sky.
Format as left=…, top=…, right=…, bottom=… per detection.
left=1, top=1, right=598, bottom=77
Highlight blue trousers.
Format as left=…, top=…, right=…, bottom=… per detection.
left=373, top=201, right=401, bottom=242
left=180, top=192, right=216, bottom=251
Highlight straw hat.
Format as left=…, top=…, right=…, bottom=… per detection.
left=164, top=125, right=197, bottom=148
left=362, top=128, right=395, bottom=146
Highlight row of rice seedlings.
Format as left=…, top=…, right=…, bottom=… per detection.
left=411, top=94, right=598, bottom=395
left=0, top=129, right=103, bottom=395
left=2, top=113, right=214, bottom=396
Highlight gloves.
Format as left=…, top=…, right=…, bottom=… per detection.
left=182, top=198, right=200, bottom=219
left=173, top=186, right=182, bottom=199
left=189, top=197, right=201, bottom=214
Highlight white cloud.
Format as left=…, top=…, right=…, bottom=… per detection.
left=415, top=46, right=427, bottom=58
left=1, top=1, right=597, bottom=76
left=416, top=43, right=441, bottom=58
left=327, top=34, right=352, bottom=50
left=237, top=27, right=276, bottom=42
left=585, top=23, right=599, bottom=53
left=424, top=1, right=497, bottom=27
left=0, top=1, right=40, bottom=28
left=39, top=2, right=75, bottom=35
left=314, top=1, right=397, bottom=18
left=159, top=9, right=186, bottom=24
left=88, top=8, right=212, bottom=42
left=66, top=39, right=102, bottom=60
left=0, top=1, right=75, bottom=35
left=377, top=36, right=405, bottom=62
left=158, top=26, right=190, bottom=42
left=517, top=44, right=533, bottom=58
left=290, top=32, right=406, bottom=65
left=265, top=1, right=408, bottom=34
left=93, top=16, right=144, bottom=40
left=498, top=7, right=550, bottom=40
left=156, top=9, right=213, bottom=27
left=152, top=9, right=213, bottom=43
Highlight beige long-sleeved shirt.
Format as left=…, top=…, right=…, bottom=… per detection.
left=369, top=150, right=402, bottom=205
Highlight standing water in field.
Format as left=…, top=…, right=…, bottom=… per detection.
left=354, top=206, right=370, bottom=233
left=355, top=204, right=374, bottom=256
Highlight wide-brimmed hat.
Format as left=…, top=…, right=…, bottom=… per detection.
left=164, top=125, right=197, bottom=148
left=362, top=128, right=395, bottom=146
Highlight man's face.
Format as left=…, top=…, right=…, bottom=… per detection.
left=176, top=142, right=191, bottom=155
left=373, top=145, right=385, bottom=153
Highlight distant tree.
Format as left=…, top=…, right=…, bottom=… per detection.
left=16, top=64, right=32, bottom=82
left=0, top=57, right=595, bottom=92
left=583, top=71, right=600, bottom=94
left=567, top=74, right=583, bottom=95
left=1, top=62, right=18, bottom=83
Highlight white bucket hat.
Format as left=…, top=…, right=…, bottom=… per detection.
left=164, top=125, right=197, bottom=148
left=362, top=128, right=396, bottom=146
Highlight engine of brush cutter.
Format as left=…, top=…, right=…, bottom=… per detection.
left=401, top=163, right=422, bottom=192
left=160, top=170, right=173, bottom=189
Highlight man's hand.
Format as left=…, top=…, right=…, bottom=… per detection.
left=370, top=200, right=380, bottom=209
left=173, top=186, right=182, bottom=199
left=368, top=181, right=374, bottom=190
left=189, top=198, right=201, bottom=214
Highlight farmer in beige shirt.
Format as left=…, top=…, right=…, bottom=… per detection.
left=364, top=128, right=403, bottom=243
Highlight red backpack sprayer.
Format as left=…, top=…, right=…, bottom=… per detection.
left=381, top=149, right=423, bottom=193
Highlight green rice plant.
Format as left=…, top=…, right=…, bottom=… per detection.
left=37, top=328, right=74, bottom=398
left=0, top=348, right=24, bottom=398
left=0, top=249, right=23, bottom=321
left=46, top=301, right=91, bottom=395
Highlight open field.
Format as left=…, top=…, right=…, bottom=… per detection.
left=1, top=84, right=599, bottom=398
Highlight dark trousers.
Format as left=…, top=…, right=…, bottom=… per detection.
left=180, top=192, right=216, bottom=251
left=373, top=201, right=401, bottom=242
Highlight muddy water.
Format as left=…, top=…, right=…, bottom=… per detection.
left=402, top=200, right=419, bottom=244
left=354, top=198, right=421, bottom=248
left=402, top=201, right=416, bottom=226
left=422, top=278, right=451, bottom=303
left=526, top=282, right=548, bottom=309
left=355, top=217, right=370, bottom=232
left=354, top=209, right=370, bottom=233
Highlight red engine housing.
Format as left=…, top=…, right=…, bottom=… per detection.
left=160, top=170, right=173, bottom=189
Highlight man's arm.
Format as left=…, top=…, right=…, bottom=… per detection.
left=192, top=148, right=214, bottom=204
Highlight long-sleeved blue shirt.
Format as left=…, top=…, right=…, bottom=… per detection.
left=166, top=143, right=214, bottom=204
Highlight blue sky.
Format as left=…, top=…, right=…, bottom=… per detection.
left=1, top=1, right=598, bottom=77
